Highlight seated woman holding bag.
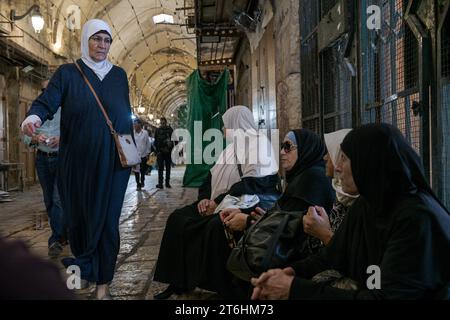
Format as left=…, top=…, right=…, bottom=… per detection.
left=221, top=129, right=335, bottom=298
left=221, top=129, right=336, bottom=255
left=153, top=105, right=279, bottom=299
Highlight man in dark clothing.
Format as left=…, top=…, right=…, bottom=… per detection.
left=154, top=117, right=174, bottom=188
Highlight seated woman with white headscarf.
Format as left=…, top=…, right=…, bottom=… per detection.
left=153, top=105, right=279, bottom=299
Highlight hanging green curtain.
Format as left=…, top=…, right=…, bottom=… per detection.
left=182, top=69, right=229, bottom=187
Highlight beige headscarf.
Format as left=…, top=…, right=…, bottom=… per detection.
left=210, top=106, right=278, bottom=200
left=81, top=19, right=114, bottom=81
left=324, top=129, right=359, bottom=206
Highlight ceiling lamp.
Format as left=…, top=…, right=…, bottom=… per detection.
left=153, top=14, right=174, bottom=25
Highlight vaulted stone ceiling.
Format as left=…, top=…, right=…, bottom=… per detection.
left=49, top=0, right=198, bottom=122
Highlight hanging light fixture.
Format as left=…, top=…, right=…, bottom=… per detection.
left=10, top=5, right=45, bottom=34
left=137, top=106, right=145, bottom=114
left=149, top=114, right=154, bottom=120
left=152, top=14, right=174, bottom=25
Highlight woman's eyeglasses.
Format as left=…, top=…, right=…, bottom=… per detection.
left=281, top=141, right=297, bottom=153
left=89, top=36, right=112, bottom=45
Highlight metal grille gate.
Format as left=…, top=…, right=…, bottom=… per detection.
left=360, top=0, right=422, bottom=154
left=301, top=0, right=355, bottom=134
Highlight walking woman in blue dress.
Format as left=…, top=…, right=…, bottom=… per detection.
left=22, top=19, right=133, bottom=300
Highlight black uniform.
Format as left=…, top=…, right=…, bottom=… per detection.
left=154, top=125, right=174, bottom=187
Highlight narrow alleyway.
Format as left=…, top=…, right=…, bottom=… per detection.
left=0, top=0, right=449, bottom=304
left=0, top=166, right=218, bottom=300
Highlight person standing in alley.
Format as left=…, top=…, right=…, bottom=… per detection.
left=133, top=119, right=152, bottom=190
left=154, top=117, right=174, bottom=189
left=23, top=79, right=67, bottom=259
left=21, top=19, right=133, bottom=300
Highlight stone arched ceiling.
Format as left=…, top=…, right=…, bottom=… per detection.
left=49, top=0, right=196, bottom=123
left=24, top=0, right=250, bottom=123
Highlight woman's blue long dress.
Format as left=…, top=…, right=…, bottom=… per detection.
left=27, top=59, right=132, bottom=284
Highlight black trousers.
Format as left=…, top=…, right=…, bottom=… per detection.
left=134, top=156, right=148, bottom=186
left=157, top=152, right=172, bottom=185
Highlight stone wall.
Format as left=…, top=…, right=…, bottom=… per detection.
left=234, top=39, right=252, bottom=108
left=0, top=1, right=71, bottom=184
left=273, top=0, right=301, bottom=139
left=233, top=0, right=301, bottom=139
left=251, top=20, right=277, bottom=131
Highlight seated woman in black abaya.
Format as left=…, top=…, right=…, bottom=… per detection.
left=152, top=105, right=280, bottom=299
left=251, top=123, right=450, bottom=300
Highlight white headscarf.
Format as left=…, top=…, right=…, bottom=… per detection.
left=324, top=129, right=359, bottom=206
left=222, top=105, right=258, bottom=131
left=81, top=19, right=114, bottom=81
left=210, top=106, right=278, bottom=200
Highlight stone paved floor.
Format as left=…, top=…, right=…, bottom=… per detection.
left=0, top=166, right=219, bottom=300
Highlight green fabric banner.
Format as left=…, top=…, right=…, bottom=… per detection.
left=182, top=69, right=229, bottom=187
